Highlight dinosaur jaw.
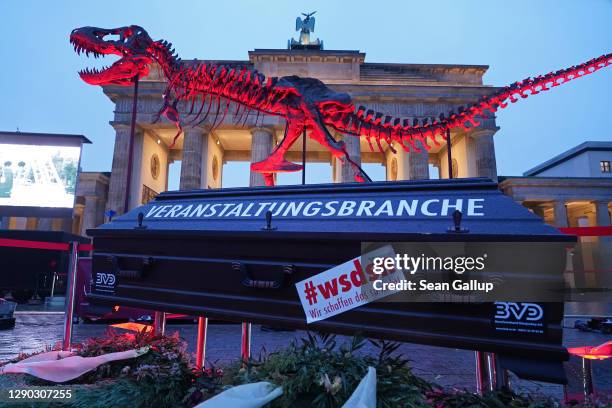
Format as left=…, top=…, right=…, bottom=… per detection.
left=70, top=27, right=123, bottom=58
left=70, top=26, right=153, bottom=86
left=78, top=58, right=149, bottom=86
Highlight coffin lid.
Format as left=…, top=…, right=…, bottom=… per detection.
left=90, top=178, right=573, bottom=242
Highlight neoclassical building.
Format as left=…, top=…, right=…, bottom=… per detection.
left=500, top=142, right=612, bottom=230
left=102, top=47, right=499, bottom=218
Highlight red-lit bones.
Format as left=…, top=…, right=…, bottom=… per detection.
left=71, top=25, right=612, bottom=185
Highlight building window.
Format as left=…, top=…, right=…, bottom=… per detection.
left=601, top=160, right=611, bottom=173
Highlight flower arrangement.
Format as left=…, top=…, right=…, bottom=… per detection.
left=222, top=332, right=569, bottom=408
left=0, top=327, right=193, bottom=408
left=1, top=329, right=607, bottom=407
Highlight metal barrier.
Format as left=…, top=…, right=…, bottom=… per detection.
left=475, top=351, right=509, bottom=393
left=195, top=317, right=208, bottom=370
left=154, top=311, right=167, bottom=335
left=62, top=242, right=79, bottom=350
left=241, top=322, right=252, bottom=364
left=49, top=272, right=57, bottom=299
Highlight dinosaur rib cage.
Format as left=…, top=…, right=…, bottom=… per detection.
left=159, top=42, right=611, bottom=154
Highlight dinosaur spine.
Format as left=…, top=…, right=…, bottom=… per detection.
left=323, top=52, right=612, bottom=153
left=153, top=39, right=611, bottom=153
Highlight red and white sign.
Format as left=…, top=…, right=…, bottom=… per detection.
left=295, top=245, right=403, bottom=323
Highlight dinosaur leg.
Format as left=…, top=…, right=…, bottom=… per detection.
left=344, top=154, right=372, bottom=183
left=263, top=173, right=275, bottom=186
left=309, top=108, right=346, bottom=159
left=157, top=97, right=184, bottom=149
left=251, top=120, right=303, bottom=173
left=307, top=109, right=372, bottom=182
left=251, top=107, right=349, bottom=174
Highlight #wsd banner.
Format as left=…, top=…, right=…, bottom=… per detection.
left=295, top=245, right=402, bottom=323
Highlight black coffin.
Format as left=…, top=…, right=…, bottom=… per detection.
left=88, top=178, right=573, bottom=383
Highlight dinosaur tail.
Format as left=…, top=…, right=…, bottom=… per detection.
left=325, top=52, right=612, bottom=154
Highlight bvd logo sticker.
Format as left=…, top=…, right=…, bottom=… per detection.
left=493, top=302, right=545, bottom=335
left=494, top=302, right=543, bottom=322
left=95, top=272, right=116, bottom=289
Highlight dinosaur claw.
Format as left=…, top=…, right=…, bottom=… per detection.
left=251, top=159, right=303, bottom=173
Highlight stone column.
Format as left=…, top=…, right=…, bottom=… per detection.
left=250, top=127, right=275, bottom=187
left=334, top=134, right=361, bottom=183
left=407, top=139, right=429, bottom=180
left=593, top=201, right=611, bottom=226
left=553, top=201, right=569, bottom=227
left=180, top=126, right=208, bottom=190
left=470, top=128, right=498, bottom=180
left=107, top=123, right=132, bottom=215
left=81, top=196, right=99, bottom=236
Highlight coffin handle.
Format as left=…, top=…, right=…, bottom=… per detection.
left=233, top=262, right=294, bottom=289
left=111, top=256, right=154, bottom=279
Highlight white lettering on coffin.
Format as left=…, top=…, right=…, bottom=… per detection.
left=143, top=198, right=486, bottom=219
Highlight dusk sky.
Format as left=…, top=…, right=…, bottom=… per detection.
left=1, top=1, right=610, bottom=188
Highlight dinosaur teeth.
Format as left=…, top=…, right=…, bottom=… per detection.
left=72, top=40, right=102, bottom=59
left=79, top=65, right=108, bottom=77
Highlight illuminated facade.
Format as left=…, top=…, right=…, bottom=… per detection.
left=500, top=142, right=612, bottom=229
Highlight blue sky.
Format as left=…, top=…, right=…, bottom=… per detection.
left=1, top=1, right=610, bottom=189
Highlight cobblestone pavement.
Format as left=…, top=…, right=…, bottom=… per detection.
left=1, top=312, right=610, bottom=400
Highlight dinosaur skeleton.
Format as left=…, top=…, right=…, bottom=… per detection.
left=70, top=25, right=611, bottom=186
